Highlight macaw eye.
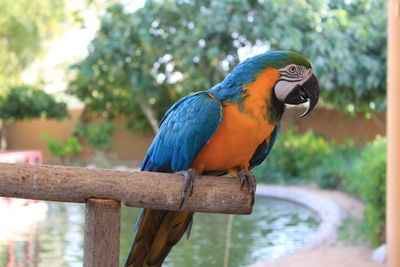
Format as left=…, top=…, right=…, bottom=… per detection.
left=288, top=66, right=296, bottom=73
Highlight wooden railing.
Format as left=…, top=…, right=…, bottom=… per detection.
left=0, top=163, right=252, bottom=267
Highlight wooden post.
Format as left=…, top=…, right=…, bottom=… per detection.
left=84, top=199, right=121, bottom=267
left=387, top=1, right=400, bottom=266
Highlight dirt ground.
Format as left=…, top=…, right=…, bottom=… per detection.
left=251, top=185, right=386, bottom=267
left=261, top=242, right=386, bottom=267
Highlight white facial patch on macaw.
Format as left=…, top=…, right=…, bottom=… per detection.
left=274, top=64, right=314, bottom=102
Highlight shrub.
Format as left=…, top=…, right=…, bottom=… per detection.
left=314, top=143, right=359, bottom=189
left=253, top=129, right=335, bottom=184
left=41, top=133, right=82, bottom=164
left=0, top=85, right=67, bottom=121
left=343, top=136, right=387, bottom=246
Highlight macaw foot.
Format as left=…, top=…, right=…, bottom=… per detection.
left=177, top=168, right=198, bottom=209
left=238, top=170, right=256, bottom=206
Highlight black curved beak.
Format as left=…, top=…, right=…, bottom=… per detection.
left=284, top=74, right=320, bottom=117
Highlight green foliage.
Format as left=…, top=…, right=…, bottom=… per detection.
left=0, top=85, right=68, bottom=122
left=69, top=1, right=246, bottom=130
left=69, top=0, right=386, bottom=131
left=270, top=0, right=387, bottom=114
left=254, top=130, right=387, bottom=246
left=342, top=136, right=387, bottom=246
left=253, top=129, right=336, bottom=184
left=41, top=133, right=82, bottom=163
left=76, top=121, right=115, bottom=151
left=0, top=0, right=66, bottom=84
left=313, top=143, right=359, bottom=189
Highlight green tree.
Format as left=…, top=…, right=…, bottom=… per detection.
left=69, top=0, right=386, bottom=132
left=0, top=0, right=66, bottom=86
left=0, top=85, right=68, bottom=149
left=272, top=0, right=387, bottom=114
left=68, top=1, right=262, bottom=132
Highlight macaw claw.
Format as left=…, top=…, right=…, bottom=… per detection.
left=177, top=168, right=198, bottom=209
left=238, top=170, right=256, bottom=206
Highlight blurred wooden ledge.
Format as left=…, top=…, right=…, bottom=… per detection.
left=0, top=163, right=252, bottom=214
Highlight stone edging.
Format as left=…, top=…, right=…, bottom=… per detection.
left=256, top=184, right=347, bottom=252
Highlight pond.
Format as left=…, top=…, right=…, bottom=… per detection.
left=0, top=197, right=320, bottom=267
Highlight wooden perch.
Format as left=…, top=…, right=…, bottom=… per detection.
left=0, top=163, right=252, bottom=214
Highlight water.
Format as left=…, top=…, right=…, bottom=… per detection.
left=0, top=197, right=319, bottom=267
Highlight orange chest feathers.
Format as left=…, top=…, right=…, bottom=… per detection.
left=191, top=68, right=280, bottom=174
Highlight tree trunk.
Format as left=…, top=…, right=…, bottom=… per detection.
left=0, top=121, right=8, bottom=150
left=138, top=98, right=159, bottom=134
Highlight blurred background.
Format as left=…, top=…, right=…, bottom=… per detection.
left=0, top=0, right=387, bottom=266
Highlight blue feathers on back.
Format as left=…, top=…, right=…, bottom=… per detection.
left=141, top=92, right=223, bottom=172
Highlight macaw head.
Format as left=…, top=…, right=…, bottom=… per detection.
left=270, top=51, right=320, bottom=117
left=217, top=50, right=320, bottom=117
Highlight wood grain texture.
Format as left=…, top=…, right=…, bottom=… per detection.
left=0, top=163, right=253, bottom=214
left=83, top=199, right=120, bottom=267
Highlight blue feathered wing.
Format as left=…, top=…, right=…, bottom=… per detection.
left=141, top=91, right=223, bottom=172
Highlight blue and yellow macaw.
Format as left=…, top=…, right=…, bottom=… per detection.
left=125, top=51, right=319, bottom=267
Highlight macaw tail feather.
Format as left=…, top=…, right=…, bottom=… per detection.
left=125, top=209, right=193, bottom=267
